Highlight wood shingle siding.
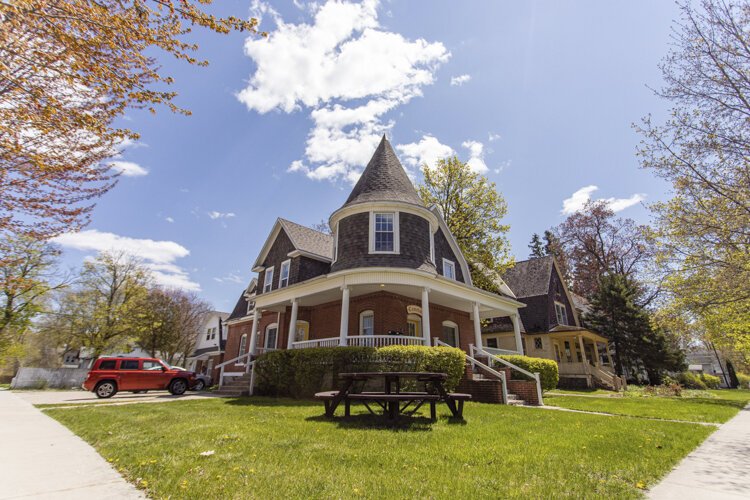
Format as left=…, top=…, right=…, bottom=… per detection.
left=434, top=227, right=465, bottom=283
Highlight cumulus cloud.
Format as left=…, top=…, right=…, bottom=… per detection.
left=238, top=0, right=449, bottom=184
left=52, top=230, right=199, bottom=291
left=561, top=185, right=646, bottom=215
left=108, top=160, right=148, bottom=177
left=488, top=132, right=502, bottom=142
left=165, top=216, right=175, bottom=223
left=462, top=140, right=488, bottom=174
left=396, top=135, right=454, bottom=171
left=208, top=211, right=236, bottom=220
left=450, top=74, right=471, bottom=86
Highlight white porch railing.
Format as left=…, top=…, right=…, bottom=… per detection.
left=291, top=335, right=425, bottom=349
left=216, top=351, right=255, bottom=393
left=482, top=346, right=522, bottom=357
left=433, top=338, right=509, bottom=404
left=471, top=344, right=544, bottom=405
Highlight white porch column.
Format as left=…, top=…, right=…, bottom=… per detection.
left=472, top=302, right=482, bottom=348
left=592, top=342, right=601, bottom=367
left=578, top=335, right=587, bottom=364
left=339, top=287, right=350, bottom=346
left=286, top=298, right=299, bottom=349
left=248, top=309, right=260, bottom=356
left=510, top=314, right=523, bottom=354
left=605, top=343, right=614, bottom=367
left=421, top=288, right=431, bottom=345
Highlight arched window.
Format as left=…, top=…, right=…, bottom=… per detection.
left=441, top=321, right=459, bottom=347
left=265, top=323, right=278, bottom=350
left=359, top=310, right=374, bottom=336
left=407, top=313, right=421, bottom=337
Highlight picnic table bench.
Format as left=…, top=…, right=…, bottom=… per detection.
left=314, top=372, right=471, bottom=420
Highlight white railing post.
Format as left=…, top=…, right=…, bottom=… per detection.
left=472, top=302, right=482, bottom=349
left=249, top=362, right=256, bottom=396
left=500, top=371, right=508, bottom=404
left=534, top=373, right=544, bottom=405
left=219, top=365, right=225, bottom=388
left=421, top=288, right=431, bottom=346
left=249, top=309, right=260, bottom=356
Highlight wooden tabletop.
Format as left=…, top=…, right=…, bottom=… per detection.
left=338, top=372, right=447, bottom=379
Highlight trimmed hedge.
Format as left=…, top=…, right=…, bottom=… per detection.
left=498, top=355, right=559, bottom=391
left=254, top=345, right=465, bottom=398
left=676, top=371, right=721, bottom=390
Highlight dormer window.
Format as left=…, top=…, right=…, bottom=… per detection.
left=555, top=302, right=568, bottom=326
left=263, top=267, right=274, bottom=293
left=442, top=259, right=456, bottom=280
left=369, top=212, right=399, bottom=254
left=279, top=260, right=290, bottom=288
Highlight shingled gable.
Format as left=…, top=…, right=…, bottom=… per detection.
left=341, top=135, right=424, bottom=209
left=252, top=218, right=333, bottom=271
left=227, top=279, right=257, bottom=321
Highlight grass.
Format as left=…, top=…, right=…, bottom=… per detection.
left=0, top=383, right=10, bottom=390
left=545, top=389, right=750, bottom=424
left=47, top=397, right=713, bottom=499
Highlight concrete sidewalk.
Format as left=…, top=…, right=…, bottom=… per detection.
left=649, top=404, right=750, bottom=499
left=0, top=390, right=144, bottom=499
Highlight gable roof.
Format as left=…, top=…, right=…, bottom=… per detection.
left=227, top=279, right=256, bottom=321
left=501, top=256, right=555, bottom=298
left=340, top=135, right=424, bottom=209
left=252, top=218, right=333, bottom=269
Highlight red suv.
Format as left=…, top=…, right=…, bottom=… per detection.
left=83, top=357, right=197, bottom=398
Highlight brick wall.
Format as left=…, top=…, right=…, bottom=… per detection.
left=507, top=379, right=540, bottom=405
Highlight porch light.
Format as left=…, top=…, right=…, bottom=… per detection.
left=380, top=284, right=385, bottom=287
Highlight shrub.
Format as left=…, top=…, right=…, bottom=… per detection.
left=677, top=371, right=707, bottom=390
left=498, top=355, right=559, bottom=391
left=254, top=345, right=466, bottom=397
left=700, top=373, right=721, bottom=389
left=737, top=372, right=750, bottom=389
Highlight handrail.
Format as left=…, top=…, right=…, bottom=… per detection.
left=434, top=338, right=508, bottom=404
left=472, top=344, right=544, bottom=406
left=217, top=351, right=254, bottom=388
left=216, top=351, right=252, bottom=369
left=482, top=346, right=522, bottom=356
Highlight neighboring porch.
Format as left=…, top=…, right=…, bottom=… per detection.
left=548, top=328, right=624, bottom=390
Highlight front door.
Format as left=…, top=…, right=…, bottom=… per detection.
left=294, top=321, right=310, bottom=342
left=553, top=342, right=562, bottom=363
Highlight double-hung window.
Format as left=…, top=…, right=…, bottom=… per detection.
left=279, top=260, right=291, bottom=288
left=370, top=212, right=398, bottom=253
left=555, top=302, right=568, bottom=326
left=263, top=267, right=274, bottom=293
left=442, top=259, right=456, bottom=280
left=360, top=311, right=374, bottom=336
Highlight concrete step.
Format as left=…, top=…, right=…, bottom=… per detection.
left=214, top=389, right=249, bottom=397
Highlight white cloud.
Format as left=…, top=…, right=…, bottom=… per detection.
left=462, top=140, right=488, bottom=174
left=52, top=230, right=200, bottom=291
left=450, top=74, right=471, bottom=86
left=108, top=160, right=148, bottom=177
left=165, top=216, right=175, bottom=223
left=208, top=211, right=236, bottom=220
left=561, top=185, right=646, bottom=215
left=238, top=0, right=449, bottom=184
left=214, top=272, right=244, bottom=284
left=396, top=135, right=454, bottom=171
left=488, top=132, right=502, bottom=142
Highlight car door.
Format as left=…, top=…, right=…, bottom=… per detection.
left=117, top=359, right=141, bottom=390
left=141, top=359, right=170, bottom=389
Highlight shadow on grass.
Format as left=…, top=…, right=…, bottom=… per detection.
left=305, top=412, right=466, bottom=431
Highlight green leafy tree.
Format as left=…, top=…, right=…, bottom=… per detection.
left=417, top=156, right=513, bottom=292
left=637, top=0, right=750, bottom=358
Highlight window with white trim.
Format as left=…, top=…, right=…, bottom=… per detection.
left=206, top=328, right=211, bottom=341
left=370, top=212, right=399, bottom=253
left=279, top=260, right=290, bottom=288
left=442, top=258, right=456, bottom=280
left=441, top=321, right=459, bottom=347
left=265, top=324, right=278, bottom=350
left=359, top=310, right=374, bottom=336
left=555, top=302, right=568, bottom=326
left=263, top=267, right=274, bottom=293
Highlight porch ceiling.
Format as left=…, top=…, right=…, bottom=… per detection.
left=548, top=329, right=609, bottom=343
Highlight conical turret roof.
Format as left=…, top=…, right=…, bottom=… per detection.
left=341, top=135, right=424, bottom=208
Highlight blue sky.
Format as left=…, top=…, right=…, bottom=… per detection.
left=53, top=0, right=680, bottom=312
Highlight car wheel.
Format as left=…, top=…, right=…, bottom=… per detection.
left=192, top=380, right=206, bottom=391
left=95, top=381, right=117, bottom=399
left=169, top=378, right=188, bottom=395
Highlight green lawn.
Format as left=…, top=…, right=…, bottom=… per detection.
left=545, top=389, right=750, bottom=424
left=47, top=397, right=713, bottom=499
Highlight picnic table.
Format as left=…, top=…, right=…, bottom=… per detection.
left=314, top=372, right=471, bottom=421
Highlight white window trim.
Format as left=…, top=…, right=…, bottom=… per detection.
left=359, top=310, right=374, bottom=336
left=442, top=320, right=459, bottom=347
left=442, top=258, right=456, bottom=280
left=555, top=301, right=568, bottom=326
left=265, top=323, right=279, bottom=350
left=429, top=223, right=435, bottom=264
left=263, top=266, right=274, bottom=293
left=279, top=259, right=291, bottom=288
left=369, top=211, right=400, bottom=254
left=236, top=334, right=248, bottom=365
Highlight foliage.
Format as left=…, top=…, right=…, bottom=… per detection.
left=700, top=373, right=721, bottom=390
left=737, top=373, right=750, bottom=389
left=0, top=1, right=262, bottom=239
left=527, top=230, right=571, bottom=282
left=553, top=201, right=653, bottom=298
left=676, top=372, right=708, bottom=390
left=417, top=156, right=513, bottom=291
left=254, top=345, right=466, bottom=397
left=48, top=397, right=713, bottom=499
left=498, top=354, right=559, bottom=391
left=636, top=0, right=750, bottom=360
left=586, top=274, right=684, bottom=383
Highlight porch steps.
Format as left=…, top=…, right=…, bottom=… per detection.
left=215, top=374, right=252, bottom=396
left=458, top=362, right=529, bottom=406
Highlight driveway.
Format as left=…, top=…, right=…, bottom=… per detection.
left=13, top=389, right=227, bottom=406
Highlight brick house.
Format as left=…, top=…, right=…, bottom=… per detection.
left=220, top=136, right=526, bottom=382
left=483, top=256, right=624, bottom=390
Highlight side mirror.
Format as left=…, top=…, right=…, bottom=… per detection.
left=161, top=366, right=167, bottom=371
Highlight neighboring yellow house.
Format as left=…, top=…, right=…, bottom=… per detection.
left=482, top=256, right=625, bottom=390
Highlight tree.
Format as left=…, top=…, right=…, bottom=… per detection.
left=48, top=252, right=150, bottom=357
left=637, top=0, right=750, bottom=358
left=0, top=234, right=67, bottom=364
left=554, top=201, right=653, bottom=298
left=417, top=156, right=513, bottom=292
left=585, top=274, right=683, bottom=383
left=0, top=1, right=262, bottom=240
left=528, top=233, right=544, bottom=258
